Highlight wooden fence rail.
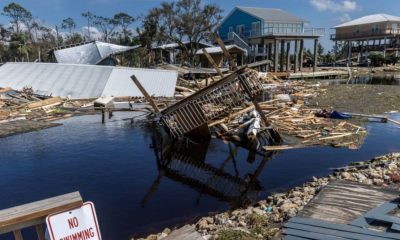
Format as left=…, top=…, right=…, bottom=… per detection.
left=0, top=192, right=83, bottom=240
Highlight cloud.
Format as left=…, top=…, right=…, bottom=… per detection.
left=81, top=26, right=103, bottom=40
left=339, top=13, right=352, bottom=22
left=309, top=0, right=358, bottom=13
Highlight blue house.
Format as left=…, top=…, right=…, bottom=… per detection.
left=217, top=6, right=325, bottom=72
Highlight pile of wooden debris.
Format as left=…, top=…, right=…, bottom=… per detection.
left=162, top=70, right=367, bottom=151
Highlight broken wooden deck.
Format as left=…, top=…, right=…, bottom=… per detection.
left=297, top=180, right=399, bottom=224
left=283, top=181, right=400, bottom=239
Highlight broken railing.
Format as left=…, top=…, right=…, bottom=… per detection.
left=0, top=192, right=83, bottom=240
left=159, top=67, right=281, bottom=144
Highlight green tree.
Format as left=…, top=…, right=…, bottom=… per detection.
left=2, top=3, right=32, bottom=33
left=61, top=17, right=76, bottom=34
left=141, top=0, right=222, bottom=64
left=82, top=11, right=94, bottom=40
left=93, top=16, right=118, bottom=42
left=113, top=12, right=135, bottom=43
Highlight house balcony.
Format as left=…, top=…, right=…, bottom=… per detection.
left=222, top=28, right=325, bottom=41
left=331, top=28, right=400, bottom=41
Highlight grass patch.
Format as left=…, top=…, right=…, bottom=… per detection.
left=215, top=229, right=257, bottom=240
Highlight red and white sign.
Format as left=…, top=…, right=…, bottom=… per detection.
left=46, top=202, right=102, bottom=240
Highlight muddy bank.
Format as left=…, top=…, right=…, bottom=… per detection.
left=309, top=84, right=400, bottom=115
left=136, top=152, right=400, bottom=240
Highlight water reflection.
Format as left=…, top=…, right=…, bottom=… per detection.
left=327, top=74, right=400, bottom=85
left=142, top=127, right=276, bottom=209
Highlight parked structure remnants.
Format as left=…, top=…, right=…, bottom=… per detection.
left=332, top=14, right=400, bottom=65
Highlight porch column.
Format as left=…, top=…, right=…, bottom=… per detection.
left=294, top=40, right=299, bottom=73
left=280, top=39, right=285, bottom=72
left=286, top=41, right=291, bottom=72
left=347, top=40, right=352, bottom=66
left=268, top=42, right=272, bottom=60
left=333, top=41, right=337, bottom=67
left=299, top=39, right=304, bottom=72
left=274, top=39, right=279, bottom=72
left=383, top=37, right=387, bottom=58
left=313, top=38, right=318, bottom=72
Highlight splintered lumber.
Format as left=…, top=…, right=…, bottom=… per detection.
left=131, top=75, right=160, bottom=113
left=345, top=112, right=388, bottom=121
left=318, top=133, right=353, bottom=141
left=213, top=33, right=236, bottom=71
left=388, top=118, right=400, bottom=126
left=201, top=48, right=224, bottom=77
left=263, top=145, right=311, bottom=151
left=27, top=97, right=62, bottom=110
left=208, top=105, right=255, bottom=127
left=175, top=86, right=196, bottom=93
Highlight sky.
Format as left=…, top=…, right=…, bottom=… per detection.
left=1, top=0, right=400, bottom=51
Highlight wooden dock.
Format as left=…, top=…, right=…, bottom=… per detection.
left=283, top=181, right=400, bottom=239
left=297, top=180, right=399, bottom=224
left=288, top=70, right=350, bottom=80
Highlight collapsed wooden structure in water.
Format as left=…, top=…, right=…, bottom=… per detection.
left=158, top=67, right=281, bottom=144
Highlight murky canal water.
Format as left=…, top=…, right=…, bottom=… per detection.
left=0, top=112, right=399, bottom=239
left=327, top=73, right=400, bottom=85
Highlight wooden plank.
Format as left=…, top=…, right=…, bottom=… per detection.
left=163, top=225, right=203, bottom=240
left=35, top=224, right=45, bottom=240
left=284, top=228, right=342, bottom=240
left=263, top=145, right=311, bottom=151
left=130, top=75, right=160, bottom=114
left=0, top=192, right=82, bottom=234
left=286, top=223, right=388, bottom=240
left=13, top=230, right=23, bottom=240
left=388, top=118, right=400, bottom=126
left=27, top=97, right=62, bottom=110
left=288, top=218, right=400, bottom=239
left=297, top=181, right=399, bottom=224
left=201, top=48, right=223, bottom=77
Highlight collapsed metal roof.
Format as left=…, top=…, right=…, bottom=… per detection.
left=53, top=41, right=140, bottom=65
left=334, top=14, right=400, bottom=28
left=196, top=45, right=247, bottom=55
left=0, top=62, right=177, bottom=99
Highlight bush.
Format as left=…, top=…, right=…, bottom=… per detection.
left=368, top=52, right=385, bottom=67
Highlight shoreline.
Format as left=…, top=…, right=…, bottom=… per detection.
left=136, top=152, right=400, bottom=240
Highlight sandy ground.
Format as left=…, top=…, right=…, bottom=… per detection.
left=309, top=84, right=400, bottom=115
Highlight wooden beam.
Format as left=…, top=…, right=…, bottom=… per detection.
left=213, top=33, right=237, bottom=71
left=13, top=230, right=23, bottom=240
left=35, top=224, right=45, bottom=240
left=130, top=75, right=160, bottom=113
left=0, top=192, right=83, bottom=234
left=201, top=48, right=223, bottom=77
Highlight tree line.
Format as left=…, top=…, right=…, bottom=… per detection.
left=0, top=0, right=223, bottom=66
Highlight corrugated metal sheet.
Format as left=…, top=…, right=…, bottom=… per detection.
left=54, top=41, right=139, bottom=65
left=237, top=6, right=306, bottom=23
left=0, top=63, right=177, bottom=99
left=334, top=14, right=400, bottom=28
left=196, top=45, right=246, bottom=54
left=102, top=67, right=177, bottom=98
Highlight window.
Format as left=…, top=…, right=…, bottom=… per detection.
left=372, top=24, right=379, bottom=33
left=251, top=22, right=260, bottom=36
left=236, top=25, right=245, bottom=36
left=228, top=27, right=233, bottom=33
